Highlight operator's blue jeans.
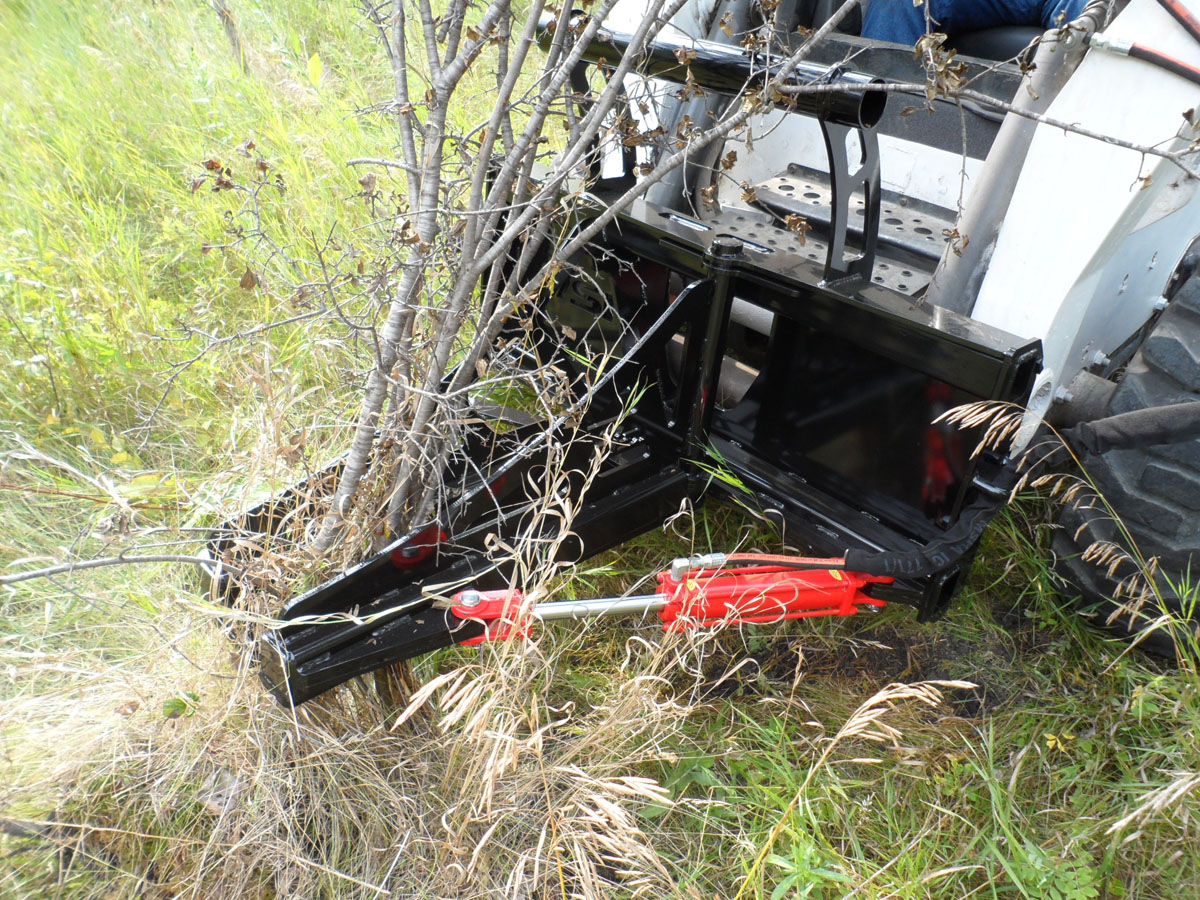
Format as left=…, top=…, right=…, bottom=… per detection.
left=862, top=0, right=1088, bottom=45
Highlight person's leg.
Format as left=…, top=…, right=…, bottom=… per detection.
left=863, top=0, right=1086, bottom=45
left=861, top=0, right=930, bottom=45
left=862, top=0, right=1031, bottom=45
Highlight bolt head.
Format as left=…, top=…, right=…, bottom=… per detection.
left=459, top=590, right=482, bottom=608
left=712, top=236, right=744, bottom=258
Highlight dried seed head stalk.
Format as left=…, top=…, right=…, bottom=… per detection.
left=1107, top=771, right=1200, bottom=838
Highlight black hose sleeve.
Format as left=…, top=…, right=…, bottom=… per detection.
left=1063, top=400, right=1200, bottom=454
left=844, top=494, right=1005, bottom=579
left=844, top=401, right=1200, bottom=579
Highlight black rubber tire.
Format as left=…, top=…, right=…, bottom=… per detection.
left=1052, top=275, right=1200, bottom=653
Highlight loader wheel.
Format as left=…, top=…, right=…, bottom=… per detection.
left=1052, top=275, right=1200, bottom=654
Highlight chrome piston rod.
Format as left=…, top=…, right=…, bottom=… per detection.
left=527, top=593, right=668, bottom=621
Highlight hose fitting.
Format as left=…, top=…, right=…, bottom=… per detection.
left=669, top=553, right=727, bottom=582
left=1088, top=32, right=1133, bottom=55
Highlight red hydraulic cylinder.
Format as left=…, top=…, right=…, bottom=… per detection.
left=449, top=560, right=891, bottom=645
left=655, top=564, right=889, bottom=630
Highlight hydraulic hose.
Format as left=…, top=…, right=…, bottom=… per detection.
left=1063, top=400, right=1200, bottom=454
left=1090, top=33, right=1200, bottom=87
left=1157, top=0, right=1200, bottom=43
left=842, top=493, right=1007, bottom=579
left=1128, top=43, right=1200, bottom=86
left=724, top=553, right=846, bottom=569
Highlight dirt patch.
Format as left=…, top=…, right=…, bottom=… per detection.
left=695, top=602, right=1034, bottom=717
left=794, top=626, right=919, bottom=682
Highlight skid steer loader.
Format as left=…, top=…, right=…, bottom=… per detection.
left=205, top=0, right=1200, bottom=704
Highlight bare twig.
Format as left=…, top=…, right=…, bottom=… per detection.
left=0, top=554, right=244, bottom=586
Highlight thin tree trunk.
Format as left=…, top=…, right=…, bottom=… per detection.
left=211, top=0, right=248, bottom=74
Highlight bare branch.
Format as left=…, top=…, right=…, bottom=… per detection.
left=0, top=554, right=245, bottom=586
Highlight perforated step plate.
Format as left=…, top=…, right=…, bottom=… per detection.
left=757, top=165, right=958, bottom=261
left=696, top=165, right=958, bottom=296
left=700, top=207, right=930, bottom=297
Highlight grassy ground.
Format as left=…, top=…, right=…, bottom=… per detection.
left=3, top=1, right=1200, bottom=898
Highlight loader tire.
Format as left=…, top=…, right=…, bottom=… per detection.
left=1052, top=276, right=1200, bottom=653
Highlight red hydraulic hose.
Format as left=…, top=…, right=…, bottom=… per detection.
left=1158, top=0, right=1200, bottom=44
left=1089, top=31, right=1200, bottom=87
left=1128, top=42, right=1200, bottom=86
left=723, top=552, right=846, bottom=570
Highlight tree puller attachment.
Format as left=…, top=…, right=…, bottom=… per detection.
left=204, top=16, right=1048, bottom=706
left=205, top=11, right=1111, bottom=707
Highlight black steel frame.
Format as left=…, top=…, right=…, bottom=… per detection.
left=203, top=39, right=1042, bottom=706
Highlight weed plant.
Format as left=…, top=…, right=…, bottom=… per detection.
left=2, top=2, right=1200, bottom=899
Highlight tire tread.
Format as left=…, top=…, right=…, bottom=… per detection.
left=1054, top=294, right=1200, bottom=648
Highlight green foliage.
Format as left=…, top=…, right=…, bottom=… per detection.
left=0, top=0, right=379, bottom=465
left=162, top=690, right=200, bottom=719
left=993, top=839, right=1100, bottom=900
left=764, top=824, right=852, bottom=900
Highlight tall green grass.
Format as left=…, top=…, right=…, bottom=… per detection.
left=0, top=0, right=384, bottom=460
left=0, top=7, right=398, bottom=895
left=3, top=2, right=1200, bottom=899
